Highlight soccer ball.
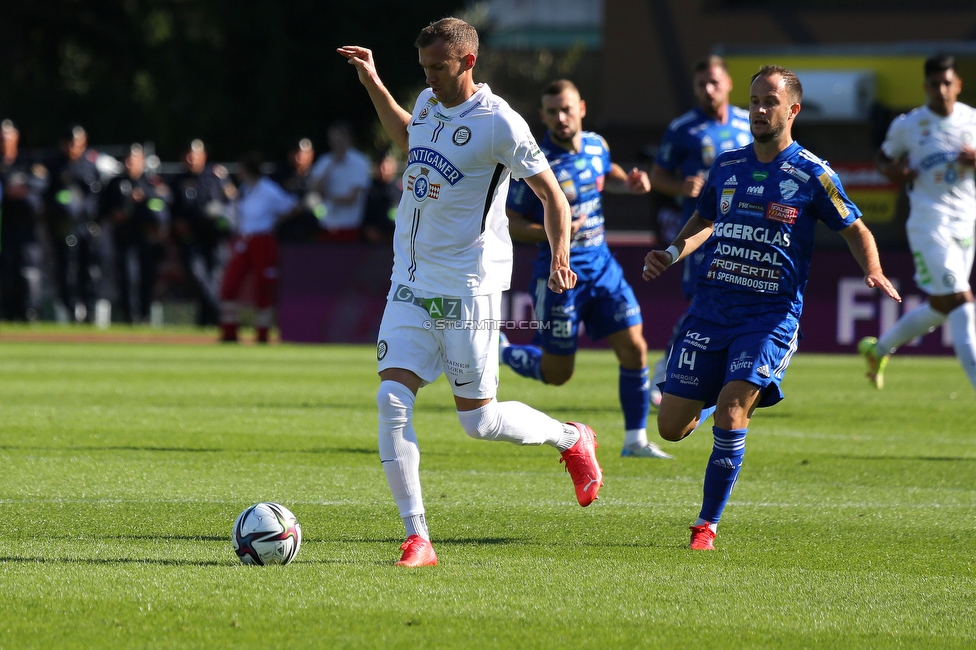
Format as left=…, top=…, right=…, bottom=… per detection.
left=232, top=502, right=302, bottom=565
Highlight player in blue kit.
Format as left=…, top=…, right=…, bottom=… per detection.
left=648, top=56, right=753, bottom=407
left=643, top=65, right=901, bottom=550
left=501, top=79, right=672, bottom=459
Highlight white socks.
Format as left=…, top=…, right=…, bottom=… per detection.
left=875, top=301, right=976, bottom=391
left=377, top=381, right=425, bottom=536
left=876, top=303, right=946, bottom=356
left=624, top=428, right=648, bottom=448
left=455, top=399, right=577, bottom=450
left=948, top=302, right=976, bottom=390
left=378, top=383, right=583, bottom=542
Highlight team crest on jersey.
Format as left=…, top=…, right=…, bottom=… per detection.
left=560, top=178, right=578, bottom=202
left=720, top=188, right=735, bottom=214
left=407, top=168, right=441, bottom=201
left=779, top=179, right=799, bottom=200
left=452, top=126, right=471, bottom=145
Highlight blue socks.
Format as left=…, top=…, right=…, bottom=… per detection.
left=699, top=426, right=747, bottom=524
left=619, top=366, right=650, bottom=431
left=500, top=344, right=544, bottom=382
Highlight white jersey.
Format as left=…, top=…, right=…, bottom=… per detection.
left=881, top=103, right=976, bottom=234
left=391, top=84, right=549, bottom=296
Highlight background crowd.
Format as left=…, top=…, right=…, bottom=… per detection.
left=0, top=119, right=400, bottom=326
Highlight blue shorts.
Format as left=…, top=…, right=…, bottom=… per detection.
left=531, top=256, right=642, bottom=355
left=661, top=314, right=801, bottom=409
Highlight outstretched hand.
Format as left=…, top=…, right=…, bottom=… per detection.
left=337, top=46, right=379, bottom=87
left=865, top=272, right=902, bottom=303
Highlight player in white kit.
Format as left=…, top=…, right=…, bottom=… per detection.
left=338, top=17, right=603, bottom=568
left=860, top=54, right=976, bottom=392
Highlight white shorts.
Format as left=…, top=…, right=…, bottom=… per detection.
left=907, top=222, right=975, bottom=295
left=376, top=285, right=501, bottom=399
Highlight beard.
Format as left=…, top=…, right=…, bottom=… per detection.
left=752, top=122, right=784, bottom=144
left=549, top=127, right=577, bottom=146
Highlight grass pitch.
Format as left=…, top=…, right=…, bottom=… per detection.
left=0, top=333, right=974, bottom=648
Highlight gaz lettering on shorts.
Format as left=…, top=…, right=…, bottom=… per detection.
left=392, top=284, right=461, bottom=320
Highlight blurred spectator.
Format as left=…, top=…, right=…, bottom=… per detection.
left=271, top=137, right=322, bottom=242
left=310, top=121, right=370, bottom=242
left=43, top=125, right=102, bottom=321
left=169, top=139, right=234, bottom=325
left=101, top=143, right=171, bottom=323
left=0, top=120, right=45, bottom=320
left=219, top=153, right=298, bottom=343
left=361, top=150, right=400, bottom=244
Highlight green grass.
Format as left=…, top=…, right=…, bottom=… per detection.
left=0, top=338, right=974, bottom=648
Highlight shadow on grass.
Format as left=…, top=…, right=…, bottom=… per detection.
left=835, top=455, right=976, bottom=462
left=0, top=445, right=376, bottom=455
left=0, top=556, right=226, bottom=567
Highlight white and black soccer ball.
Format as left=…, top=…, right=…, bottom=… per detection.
left=232, top=502, right=302, bottom=565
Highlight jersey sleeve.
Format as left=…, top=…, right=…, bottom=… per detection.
left=506, top=177, right=543, bottom=222
left=811, top=167, right=861, bottom=231
left=599, top=135, right=613, bottom=179
left=880, top=113, right=909, bottom=161
left=694, top=169, right=718, bottom=222
left=493, top=108, right=550, bottom=181
left=654, top=125, right=682, bottom=172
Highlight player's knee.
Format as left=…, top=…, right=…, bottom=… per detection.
left=456, top=402, right=500, bottom=440
left=376, top=380, right=414, bottom=427
left=657, top=411, right=694, bottom=442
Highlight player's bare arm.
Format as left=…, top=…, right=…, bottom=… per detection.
left=642, top=212, right=714, bottom=281
left=649, top=163, right=705, bottom=198
left=523, top=169, right=576, bottom=293
left=840, top=220, right=902, bottom=303
left=875, top=150, right=918, bottom=185
left=506, top=208, right=549, bottom=244
left=604, top=163, right=651, bottom=194
left=337, top=46, right=411, bottom=152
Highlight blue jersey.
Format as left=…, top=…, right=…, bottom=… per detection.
left=506, top=132, right=614, bottom=281
left=655, top=106, right=752, bottom=222
left=691, top=142, right=860, bottom=327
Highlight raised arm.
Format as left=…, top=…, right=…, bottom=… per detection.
left=839, top=219, right=902, bottom=302
left=523, top=169, right=576, bottom=293
left=642, top=212, right=714, bottom=281
left=337, top=46, right=412, bottom=153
